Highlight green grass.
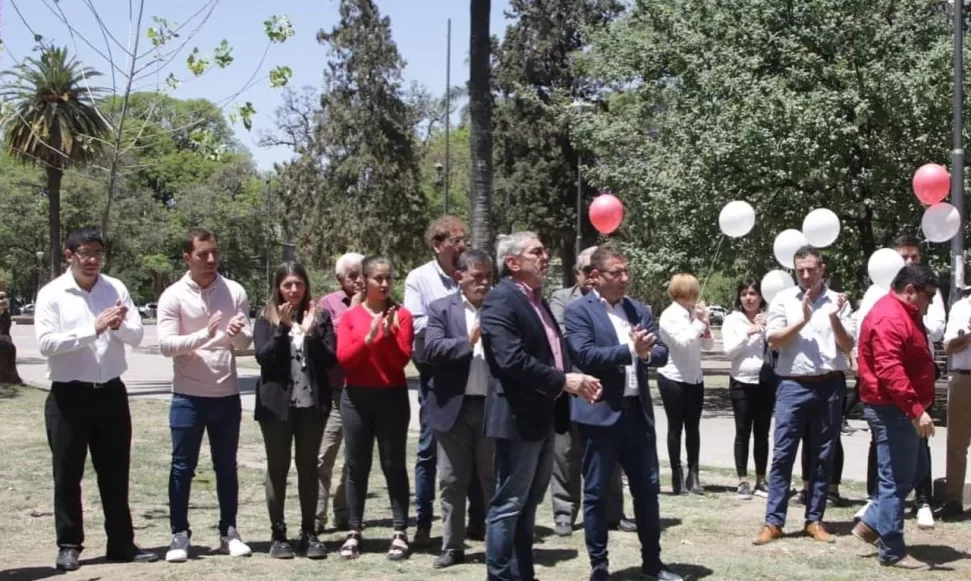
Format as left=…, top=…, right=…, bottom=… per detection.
left=0, top=384, right=969, bottom=580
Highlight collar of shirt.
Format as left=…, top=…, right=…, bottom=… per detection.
left=592, top=288, right=624, bottom=309
left=514, top=279, right=543, bottom=305
left=59, top=271, right=104, bottom=295
left=461, top=292, right=480, bottom=313
left=433, top=259, right=458, bottom=291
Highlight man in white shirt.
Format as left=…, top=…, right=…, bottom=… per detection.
left=939, top=290, right=971, bottom=521
left=755, top=246, right=854, bottom=546
left=35, top=227, right=157, bottom=571
left=421, top=249, right=497, bottom=569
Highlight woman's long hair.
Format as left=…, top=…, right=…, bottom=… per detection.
left=734, top=278, right=766, bottom=312
left=263, top=261, right=313, bottom=325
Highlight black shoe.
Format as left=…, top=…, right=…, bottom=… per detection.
left=412, top=526, right=432, bottom=548
left=590, top=566, right=611, bottom=581
left=641, top=565, right=684, bottom=581
left=467, top=521, right=485, bottom=541
left=826, top=491, right=843, bottom=507
left=553, top=521, right=573, bottom=536
left=299, top=532, right=328, bottom=559
left=671, top=466, right=685, bottom=495
left=794, top=488, right=808, bottom=506
left=269, top=539, right=295, bottom=559
left=55, top=547, right=80, bottom=571
left=685, top=468, right=703, bottom=495
left=934, top=501, right=965, bottom=521
left=105, top=545, right=158, bottom=563
left=433, top=550, right=465, bottom=569
left=609, top=518, right=637, bottom=533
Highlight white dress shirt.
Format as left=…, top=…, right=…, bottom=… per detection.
left=657, top=302, right=712, bottom=384
left=34, top=271, right=143, bottom=383
left=721, top=311, right=767, bottom=384
left=463, top=295, right=489, bottom=396
left=596, top=291, right=640, bottom=396
left=944, top=297, right=971, bottom=371
left=766, top=285, right=853, bottom=377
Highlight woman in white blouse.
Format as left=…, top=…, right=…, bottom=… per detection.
left=657, top=273, right=713, bottom=495
left=721, top=279, right=776, bottom=501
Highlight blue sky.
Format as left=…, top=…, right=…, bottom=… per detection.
left=1, top=0, right=512, bottom=170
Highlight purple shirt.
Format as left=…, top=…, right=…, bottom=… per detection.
left=514, top=280, right=564, bottom=372
left=319, top=290, right=353, bottom=389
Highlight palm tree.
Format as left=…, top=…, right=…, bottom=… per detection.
left=469, top=0, right=494, bottom=252
left=0, top=46, right=112, bottom=279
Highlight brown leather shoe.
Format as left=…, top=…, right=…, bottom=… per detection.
left=804, top=521, right=835, bottom=543
left=753, top=524, right=783, bottom=545
left=882, top=555, right=931, bottom=571
left=851, top=521, right=878, bottom=545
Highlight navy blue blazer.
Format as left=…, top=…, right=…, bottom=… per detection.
left=480, top=277, right=571, bottom=442
left=422, top=292, right=479, bottom=433
left=564, top=292, right=668, bottom=427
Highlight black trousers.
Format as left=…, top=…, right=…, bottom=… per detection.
left=342, top=386, right=411, bottom=532
left=45, top=379, right=134, bottom=552
left=657, top=375, right=704, bottom=468
left=259, top=406, right=325, bottom=537
left=729, top=377, right=775, bottom=478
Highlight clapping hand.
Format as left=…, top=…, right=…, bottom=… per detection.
left=108, top=300, right=127, bottom=330
left=564, top=373, right=602, bottom=404
left=300, top=306, right=316, bottom=334
left=829, top=293, right=847, bottom=317
left=365, top=310, right=382, bottom=345
left=382, top=305, right=399, bottom=335
left=95, top=302, right=127, bottom=335
left=629, top=324, right=656, bottom=359
left=278, top=303, right=295, bottom=327
left=469, top=322, right=481, bottom=347
left=206, top=312, right=222, bottom=338
left=801, top=292, right=813, bottom=323
left=226, top=311, right=247, bottom=337
left=694, top=301, right=710, bottom=325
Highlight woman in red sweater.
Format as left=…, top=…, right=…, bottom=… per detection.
left=336, top=255, right=414, bottom=561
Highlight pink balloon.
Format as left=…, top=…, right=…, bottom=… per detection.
left=913, top=163, right=950, bottom=205
left=589, top=193, right=624, bottom=234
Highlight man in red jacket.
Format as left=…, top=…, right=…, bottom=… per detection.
left=853, top=264, right=938, bottom=571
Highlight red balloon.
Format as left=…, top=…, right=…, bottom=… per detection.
left=589, top=193, right=624, bottom=234
left=913, top=163, right=950, bottom=205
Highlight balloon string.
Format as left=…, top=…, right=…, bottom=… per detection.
left=699, top=235, right=725, bottom=300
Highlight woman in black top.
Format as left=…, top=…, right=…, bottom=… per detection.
left=254, top=262, right=337, bottom=559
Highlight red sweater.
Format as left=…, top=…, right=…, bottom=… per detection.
left=337, top=305, right=414, bottom=388
left=858, top=294, right=936, bottom=419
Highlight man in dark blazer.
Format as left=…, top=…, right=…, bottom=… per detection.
left=564, top=244, right=683, bottom=581
left=421, top=249, right=497, bottom=569
left=481, top=231, right=601, bottom=581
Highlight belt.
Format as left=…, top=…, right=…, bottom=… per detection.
left=463, top=394, right=486, bottom=400
left=59, top=378, right=121, bottom=390
left=621, top=396, right=640, bottom=409
left=953, top=369, right=971, bottom=376
left=779, top=370, right=844, bottom=384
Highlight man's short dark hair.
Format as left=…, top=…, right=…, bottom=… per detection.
left=457, top=249, right=492, bottom=272
left=590, top=243, right=625, bottom=271
left=893, top=235, right=921, bottom=250
left=793, top=245, right=822, bottom=263
left=65, top=227, right=106, bottom=251
left=182, top=227, right=218, bottom=255
left=891, top=264, right=939, bottom=293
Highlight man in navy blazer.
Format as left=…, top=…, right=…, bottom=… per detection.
left=564, top=245, right=683, bottom=581
left=421, top=249, right=497, bottom=569
left=480, top=231, right=601, bottom=581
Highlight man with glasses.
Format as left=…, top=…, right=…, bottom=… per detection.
left=35, top=227, right=157, bottom=571
left=549, top=246, right=635, bottom=536
left=404, top=216, right=485, bottom=546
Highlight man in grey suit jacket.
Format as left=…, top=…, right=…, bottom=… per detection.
left=549, top=246, right=635, bottom=536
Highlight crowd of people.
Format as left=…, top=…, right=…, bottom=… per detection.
left=31, top=218, right=969, bottom=579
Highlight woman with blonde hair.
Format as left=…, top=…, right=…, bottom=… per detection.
left=657, top=273, right=713, bottom=495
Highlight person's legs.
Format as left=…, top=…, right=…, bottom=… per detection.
left=657, top=375, right=685, bottom=491
left=764, top=380, right=813, bottom=528
left=414, top=372, right=437, bottom=534
left=437, top=403, right=477, bottom=552
left=293, top=408, right=326, bottom=536
left=374, top=388, right=411, bottom=532
left=259, top=418, right=294, bottom=538
left=752, top=381, right=775, bottom=483
left=578, top=421, right=620, bottom=571
left=550, top=423, right=581, bottom=528
left=341, top=387, right=376, bottom=533
left=805, top=378, right=844, bottom=524
left=729, top=379, right=755, bottom=480
left=45, top=385, right=93, bottom=550
left=206, top=395, right=242, bottom=537
left=89, top=384, right=136, bottom=555
left=168, top=394, right=206, bottom=537
left=316, top=388, right=347, bottom=530
left=486, top=437, right=544, bottom=581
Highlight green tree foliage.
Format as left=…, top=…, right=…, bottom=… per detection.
left=582, top=0, right=963, bottom=300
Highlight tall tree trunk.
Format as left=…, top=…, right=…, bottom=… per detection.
left=469, top=0, right=494, bottom=253
left=46, top=167, right=63, bottom=280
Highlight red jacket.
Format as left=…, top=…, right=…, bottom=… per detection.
left=858, top=293, right=936, bottom=419
left=337, top=305, right=414, bottom=388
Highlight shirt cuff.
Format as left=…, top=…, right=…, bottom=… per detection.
left=907, top=402, right=926, bottom=421
left=690, top=319, right=707, bottom=336
left=78, top=324, right=99, bottom=344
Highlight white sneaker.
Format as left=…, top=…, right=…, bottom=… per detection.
left=854, top=499, right=873, bottom=521
left=219, top=526, right=252, bottom=557
left=917, top=504, right=935, bottom=530
left=165, top=531, right=190, bottom=563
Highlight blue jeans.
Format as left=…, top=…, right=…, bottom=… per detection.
left=861, top=404, right=928, bottom=564
left=486, top=431, right=555, bottom=581
left=765, top=376, right=843, bottom=527
left=168, top=393, right=242, bottom=536
left=579, top=408, right=663, bottom=574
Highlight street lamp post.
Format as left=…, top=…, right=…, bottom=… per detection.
left=951, top=0, right=967, bottom=306
left=570, top=99, right=594, bottom=260
left=434, top=162, right=445, bottom=213
left=34, top=250, right=44, bottom=302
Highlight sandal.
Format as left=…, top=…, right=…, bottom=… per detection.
left=339, top=532, right=361, bottom=560
left=386, top=531, right=409, bottom=561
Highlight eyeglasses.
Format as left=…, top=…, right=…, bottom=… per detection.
left=578, top=265, right=593, bottom=275
left=603, top=268, right=630, bottom=277
left=75, top=249, right=105, bottom=261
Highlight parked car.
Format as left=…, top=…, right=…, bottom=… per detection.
left=139, top=303, right=158, bottom=319
left=708, top=305, right=727, bottom=326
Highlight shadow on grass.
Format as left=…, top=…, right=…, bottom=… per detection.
left=613, top=563, right=714, bottom=580
left=0, top=383, right=25, bottom=399
left=0, top=566, right=64, bottom=581
left=910, top=544, right=971, bottom=565
left=534, top=547, right=579, bottom=565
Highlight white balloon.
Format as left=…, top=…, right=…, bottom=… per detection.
left=761, top=270, right=796, bottom=303
left=772, top=229, right=808, bottom=269
left=718, top=201, right=756, bottom=238
left=867, top=248, right=905, bottom=288
left=921, top=202, right=961, bottom=243
left=802, top=208, right=841, bottom=248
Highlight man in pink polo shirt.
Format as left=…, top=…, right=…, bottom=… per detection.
left=156, top=227, right=253, bottom=563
